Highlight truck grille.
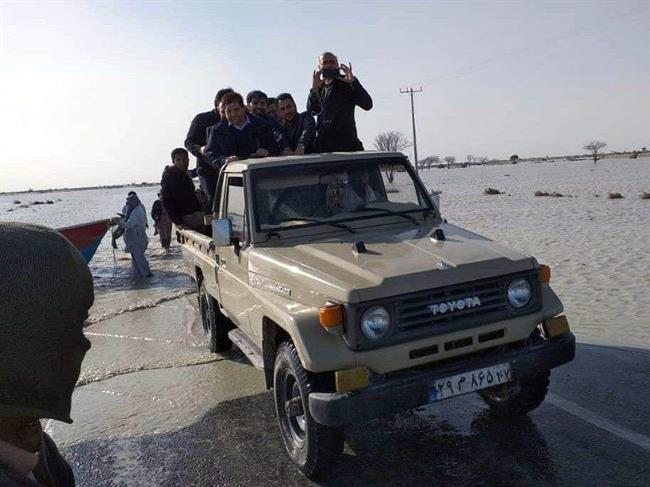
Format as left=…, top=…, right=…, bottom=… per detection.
left=395, top=274, right=530, bottom=333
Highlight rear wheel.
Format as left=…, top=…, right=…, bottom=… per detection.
left=198, top=280, right=231, bottom=353
left=273, top=341, right=344, bottom=479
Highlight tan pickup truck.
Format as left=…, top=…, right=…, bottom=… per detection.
left=179, top=151, right=575, bottom=479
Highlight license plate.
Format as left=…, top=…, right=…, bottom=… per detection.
left=428, top=363, right=512, bottom=402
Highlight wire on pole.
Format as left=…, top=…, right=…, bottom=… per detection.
left=400, top=87, right=423, bottom=173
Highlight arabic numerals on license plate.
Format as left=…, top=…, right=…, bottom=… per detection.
left=428, top=363, right=512, bottom=402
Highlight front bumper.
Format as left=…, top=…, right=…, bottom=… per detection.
left=309, top=332, right=575, bottom=426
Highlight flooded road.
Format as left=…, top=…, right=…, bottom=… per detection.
left=49, top=291, right=650, bottom=486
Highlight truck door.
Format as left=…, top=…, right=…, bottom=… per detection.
left=215, top=174, right=252, bottom=333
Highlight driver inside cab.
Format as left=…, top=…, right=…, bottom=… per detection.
left=341, top=167, right=379, bottom=211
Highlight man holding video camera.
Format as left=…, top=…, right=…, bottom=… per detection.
left=307, top=52, right=373, bottom=153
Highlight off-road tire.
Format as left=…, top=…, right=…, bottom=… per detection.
left=479, top=370, right=550, bottom=417
left=273, top=341, right=344, bottom=479
left=198, top=280, right=231, bottom=353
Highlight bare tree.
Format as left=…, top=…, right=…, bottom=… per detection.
left=444, top=156, right=456, bottom=168
left=374, top=131, right=411, bottom=182
left=478, top=156, right=489, bottom=164
left=583, top=141, right=607, bottom=164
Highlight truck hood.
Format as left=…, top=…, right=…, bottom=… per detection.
left=249, top=222, right=534, bottom=304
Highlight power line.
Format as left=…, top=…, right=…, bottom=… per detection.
left=400, top=87, right=423, bottom=173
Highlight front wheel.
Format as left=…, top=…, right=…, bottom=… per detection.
left=273, top=342, right=344, bottom=479
left=479, top=370, right=550, bottom=417
left=198, top=280, right=231, bottom=353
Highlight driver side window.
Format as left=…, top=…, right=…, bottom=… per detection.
left=226, top=176, right=247, bottom=242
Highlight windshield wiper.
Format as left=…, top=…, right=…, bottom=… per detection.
left=273, top=217, right=356, bottom=233
left=352, top=207, right=420, bottom=225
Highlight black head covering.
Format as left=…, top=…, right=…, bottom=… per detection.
left=0, top=222, right=93, bottom=423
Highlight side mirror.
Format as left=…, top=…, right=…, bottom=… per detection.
left=212, top=218, right=232, bottom=246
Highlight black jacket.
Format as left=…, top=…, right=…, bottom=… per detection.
left=284, top=111, right=316, bottom=152
left=160, top=166, right=201, bottom=224
left=307, top=78, right=372, bottom=152
left=204, top=116, right=280, bottom=169
left=151, top=200, right=163, bottom=224
left=184, top=109, right=220, bottom=175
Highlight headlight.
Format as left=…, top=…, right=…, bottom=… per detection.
left=507, top=278, right=532, bottom=308
left=360, top=306, right=391, bottom=339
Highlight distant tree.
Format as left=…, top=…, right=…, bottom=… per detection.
left=478, top=156, right=489, bottom=164
left=509, top=154, right=519, bottom=163
left=374, top=131, right=411, bottom=182
left=466, top=154, right=475, bottom=164
left=583, top=141, right=607, bottom=164
left=419, top=155, right=440, bottom=170
left=641, top=147, right=647, bottom=152
left=444, top=156, right=456, bottom=168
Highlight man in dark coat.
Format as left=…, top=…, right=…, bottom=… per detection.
left=246, top=90, right=290, bottom=154
left=277, top=93, right=316, bottom=155
left=184, top=88, right=234, bottom=211
left=160, top=148, right=204, bottom=230
left=0, top=222, right=94, bottom=486
left=307, top=52, right=373, bottom=152
left=204, top=92, right=280, bottom=170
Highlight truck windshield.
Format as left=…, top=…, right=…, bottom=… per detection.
left=250, top=158, right=433, bottom=232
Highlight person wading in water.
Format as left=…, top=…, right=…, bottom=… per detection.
left=151, top=193, right=172, bottom=251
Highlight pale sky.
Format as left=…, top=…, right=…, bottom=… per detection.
left=1, top=0, right=648, bottom=192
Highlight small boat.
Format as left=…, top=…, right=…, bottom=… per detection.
left=58, top=218, right=118, bottom=263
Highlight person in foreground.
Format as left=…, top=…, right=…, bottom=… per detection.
left=118, top=192, right=152, bottom=277
left=161, top=148, right=205, bottom=230
left=0, top=222, right=94, bottom=487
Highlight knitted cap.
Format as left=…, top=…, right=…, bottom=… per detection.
left=0, top=222, right=93, bottom=423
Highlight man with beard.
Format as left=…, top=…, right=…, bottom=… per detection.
left=246, top=90, right=290, bottom=155
left=266, top=97, right=281, bottom=122
left=307, top=52, right=373, bottom=152
left=184, top=88, right=234, bottom=211
left=277, top=93, right=316, bottom=155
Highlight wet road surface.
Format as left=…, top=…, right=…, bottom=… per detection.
left=49, top=294, right=650, bottom=486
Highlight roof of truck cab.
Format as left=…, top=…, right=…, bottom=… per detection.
left=223, top=151, right=406, bottom=173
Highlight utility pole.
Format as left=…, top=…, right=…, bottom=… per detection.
left=400, top=87, right=423, bottom=173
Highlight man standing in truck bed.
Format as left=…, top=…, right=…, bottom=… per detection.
left=204, top=92, right=280, bottom=169
left=307, top=52, right=373, bottom=152
left=184, top=88, right=234, bottom=212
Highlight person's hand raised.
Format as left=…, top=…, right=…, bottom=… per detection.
left=225, top=155, right=239, bottom=163
left=311, top=69, right=323, bottom=91
left=341, top=62, right=355, bottom=84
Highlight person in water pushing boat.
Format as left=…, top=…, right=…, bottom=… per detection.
left=0, top=222, right=94, bottom=486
